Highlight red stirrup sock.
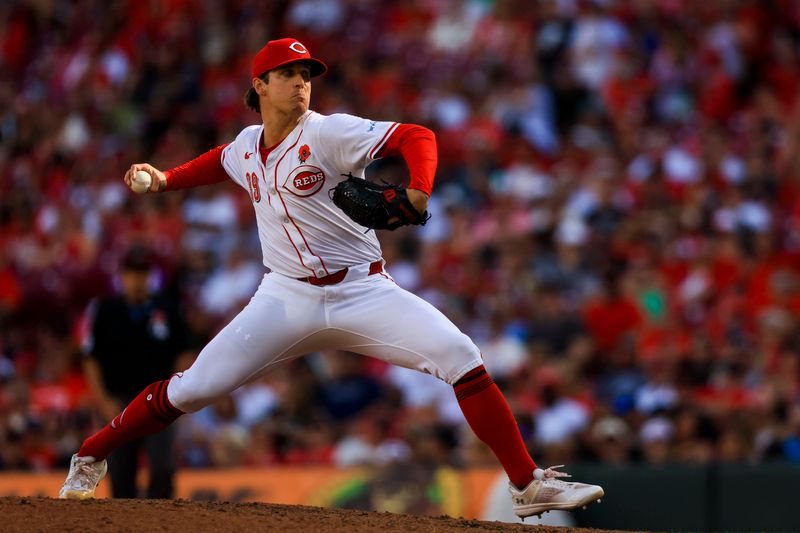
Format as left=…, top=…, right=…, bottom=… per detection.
left=454, top=365, right=536, bottom=489
left=78, top=379, right=184, bottom=461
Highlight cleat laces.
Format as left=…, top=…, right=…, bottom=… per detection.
left=74, top=462, right=94, bottom=489
left=536, top=465, right=575, bottom=489
left=67, top=458, right=99, bottom=491
left=539, top=465, right=571, bottom=479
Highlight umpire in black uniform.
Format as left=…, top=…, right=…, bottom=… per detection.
left=82, top=246, right=192, bottom=498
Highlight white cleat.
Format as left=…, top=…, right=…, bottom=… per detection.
left=509, top=465, right=604, bottom=519
left=59, top=454, right=107, bottom=500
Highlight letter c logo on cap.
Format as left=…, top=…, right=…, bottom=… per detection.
left=289, top=42, right=307, bottom=54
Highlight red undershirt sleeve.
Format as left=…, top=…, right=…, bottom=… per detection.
left=375, top=124, right=437, bottom=196
left=163, top=144, right=230, bottom=191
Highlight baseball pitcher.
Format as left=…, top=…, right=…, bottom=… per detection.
left=60, top=38, right=603, bottom=520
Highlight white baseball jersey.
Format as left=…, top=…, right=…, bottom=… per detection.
left=220, top=110, right=400, bottom=278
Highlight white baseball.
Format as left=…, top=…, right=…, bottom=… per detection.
left=131, top=170, right=152, bottom=194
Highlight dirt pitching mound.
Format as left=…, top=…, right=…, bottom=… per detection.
left=2, top=497, right=631, bottom=533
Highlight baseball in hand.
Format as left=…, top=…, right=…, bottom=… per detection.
left=131, top=170, right=152, bottom=194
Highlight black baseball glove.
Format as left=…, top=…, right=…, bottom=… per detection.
left=330, top=174, right=430, bottom=230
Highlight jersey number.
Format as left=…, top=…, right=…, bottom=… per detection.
left=246, top=172, right=261, bottom=203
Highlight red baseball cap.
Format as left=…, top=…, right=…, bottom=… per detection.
left=251, top=38, right=328, bottom=79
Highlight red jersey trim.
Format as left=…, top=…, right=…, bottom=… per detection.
left=273, top=131, right=330, bottom=277
left=368, top=122, right=399, bottom=160
left=282, top=225, right=312, bottom=277
left=259, top=165, right=272, bottom=206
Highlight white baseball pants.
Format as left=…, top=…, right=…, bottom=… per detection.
left=167, top=262, right=483, bottom=413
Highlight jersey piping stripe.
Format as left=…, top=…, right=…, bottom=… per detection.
left=220, top=145, right=234, bottom=181
left=368, top=122, right=399, bottom=160
left=251, top=130, right=271, bottom=205
left=273, top=131, right=331, bottom=276
left=259, top=166, right=271, bottom=205
left=257, top=128, right=313, bottom=276
left=282, top=224, right=313, bottom=276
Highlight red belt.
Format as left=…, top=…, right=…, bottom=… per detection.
left=297, top=260, right=383, bottom=286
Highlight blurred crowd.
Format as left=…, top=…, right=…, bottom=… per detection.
left=2, top=0, right=800, bottom=474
